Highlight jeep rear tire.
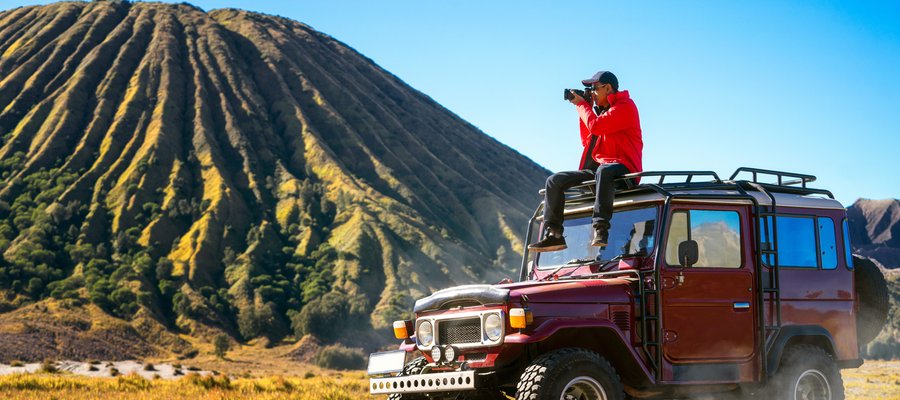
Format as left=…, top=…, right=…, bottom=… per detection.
left=853, top=255, right=890, bottom=345
left=516, top=348, right=624, bottom=400
left=768, top=345, right=844, bottom=400
left=388, top=356, right=427, bottom=400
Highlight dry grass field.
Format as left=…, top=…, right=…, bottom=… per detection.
left=0, top=372, right=378, bottom=400
left=0, top=360, right=895, bottom=400
left=842, top=360, right=900, bottom=400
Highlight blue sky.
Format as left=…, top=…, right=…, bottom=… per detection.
left=3, top=1, right=899, bottom=205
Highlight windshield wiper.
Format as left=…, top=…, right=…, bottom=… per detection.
left=539, top=257, right=598, bottom=281
left=567, top=257, right=597, bottom=265
left=563, top=249, right=649, bottom=279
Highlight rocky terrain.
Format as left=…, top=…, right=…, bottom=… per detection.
left=848, top=198, right=900, bottom=269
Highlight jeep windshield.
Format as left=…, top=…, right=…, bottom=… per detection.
left=535, top=206, right=658, bottom=271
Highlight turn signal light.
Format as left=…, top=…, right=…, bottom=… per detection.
left=393, top=320, right=411, bottom=339
left=510, top=308, right=532, bottom=329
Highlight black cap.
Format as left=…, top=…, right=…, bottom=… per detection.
left=582, top=70, right=619, bottom=91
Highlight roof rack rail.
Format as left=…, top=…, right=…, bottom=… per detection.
left=537, top=168, right=833, bottom=200
left=729, top=167, right=816, bottom=188
left=538, top=170, right=722, bottom=197
left=621, top=170, right=721, bottom=185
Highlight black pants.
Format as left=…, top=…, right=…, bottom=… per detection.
left=543, top=163, right=630, bottom=232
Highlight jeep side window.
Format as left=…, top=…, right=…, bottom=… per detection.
left=664, top=210, right=741, bottom=268
left=818, top=217, right=837, bottom=270
left=760, top=215, right=839, bottom=269
left=842, top=218, right=853, bottom=269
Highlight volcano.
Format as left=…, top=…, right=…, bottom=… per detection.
left=0, top=1, right=548, bottom=359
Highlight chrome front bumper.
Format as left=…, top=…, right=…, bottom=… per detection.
left=369, top=370, right=476, bottom=394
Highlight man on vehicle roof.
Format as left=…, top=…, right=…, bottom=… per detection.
left=528, top=70, right=643, bottom=252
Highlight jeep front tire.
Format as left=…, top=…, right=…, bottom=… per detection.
left=388, top=356, right=427, bottom=400
left=516, top=348, right=624, bottom=400
left=768, top=345, right=845, bottom=400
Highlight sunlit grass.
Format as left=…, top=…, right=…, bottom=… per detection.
left=0, top=372, right=378, bottom=400
left=843, top=360, right=900, bottom=400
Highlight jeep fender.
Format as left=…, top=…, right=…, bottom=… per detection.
left=766, top=325, right=839, bottom=376
left=506, top=319, right=654, bottom=387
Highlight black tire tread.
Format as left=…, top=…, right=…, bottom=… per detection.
left=387, top=356, right=428, bottom=400
left=516, top=347, right=624, bottom=400
left=853, top=255, right=890, bottom=345
left=770, top=344, right=845, bottom=400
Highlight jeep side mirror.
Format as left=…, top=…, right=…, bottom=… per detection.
left=678, top=240, right=699, bottom=268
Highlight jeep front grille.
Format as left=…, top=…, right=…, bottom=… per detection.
left=438, top=318, right=481, bottom=345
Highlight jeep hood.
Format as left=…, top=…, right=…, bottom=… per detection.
left=499, top=279, right=632, bottom=304
left=414, top=279, right=631, bottom=313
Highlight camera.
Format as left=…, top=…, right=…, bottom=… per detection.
left=564, top=88, right=592, bottom=102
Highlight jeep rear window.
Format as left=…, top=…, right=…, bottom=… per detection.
left=536, top=206, right=657, bottom=269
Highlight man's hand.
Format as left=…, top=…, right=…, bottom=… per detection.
left=567, top=90, right=589, bottom=105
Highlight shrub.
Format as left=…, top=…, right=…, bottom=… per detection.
left=313, top=345, right=366, bottom=370
left=143, top=363, right=155, bottom=371
left=109, top=367, right=120, bottom=377
left=291, top=292, right=350, bottom=340
left=185, top=373, right=231, bottom=390
left=213, top=334, right=230, bottom=359
left=10, top=360, right=23, bottom=367
left=38, top=360, right=58, bottom=374
left=116, top=373, right=150, bottom=390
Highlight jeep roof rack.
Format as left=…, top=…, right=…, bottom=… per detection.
left=536, top=167, right=833, bottom=200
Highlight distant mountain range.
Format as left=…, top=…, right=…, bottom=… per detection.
left=847, top=199, right=900, bottom=269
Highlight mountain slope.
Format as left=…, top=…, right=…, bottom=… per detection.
left=848, top=199, right=900, bottom=269
left=0, top=1, right=548, bottom=358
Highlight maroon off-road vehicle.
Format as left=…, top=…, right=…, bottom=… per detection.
left=367, top=168, right=889, bottom=400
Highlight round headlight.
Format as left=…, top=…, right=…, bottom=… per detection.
left=431, top=346, right=443, bottom=363
left=484, top=314, right=503, bottom=341
left=444, top=345, right=457, bottom=363
left=417, top=320, right=434, bottom=347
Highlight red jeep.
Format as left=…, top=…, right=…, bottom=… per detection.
left=367, top=168, right=889, bottom=400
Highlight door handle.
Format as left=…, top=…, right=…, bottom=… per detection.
left=733, top=302, right=750, bottom=310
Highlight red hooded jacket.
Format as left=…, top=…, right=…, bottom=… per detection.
left=575, top=90, right=643, bottom=177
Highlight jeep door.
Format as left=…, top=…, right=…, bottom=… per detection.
left=659, top=205, right=756, bottom=378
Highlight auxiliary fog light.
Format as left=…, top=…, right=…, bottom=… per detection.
left=484, top=313, right=503, bottom=341
left=431, top=345, right=444, bottom=363
left=443, top=345, right=458, bottom=363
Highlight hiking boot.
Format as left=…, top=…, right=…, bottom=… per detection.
left=528, top=229, right=567, bottom=252
left=591, top=226, right=609, bottom=247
